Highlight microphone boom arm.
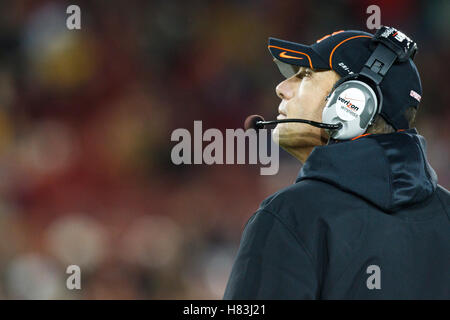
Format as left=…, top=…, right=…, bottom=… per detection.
left=257, top=118, right=342, bottom=130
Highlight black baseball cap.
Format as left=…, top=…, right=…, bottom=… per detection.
left=268, top=27, right=422, bottom=130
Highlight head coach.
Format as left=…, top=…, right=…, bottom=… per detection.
left=223, top=26, right=450, bottom=299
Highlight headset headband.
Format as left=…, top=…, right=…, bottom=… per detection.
left=359, top=26, right=417, bottom=85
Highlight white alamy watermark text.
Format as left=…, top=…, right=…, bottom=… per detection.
left=170, top=121, right=279, bottom=175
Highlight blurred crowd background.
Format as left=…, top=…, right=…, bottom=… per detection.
left=0, top=0, right=448, bottom=299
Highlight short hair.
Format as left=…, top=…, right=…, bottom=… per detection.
left=366, top=107, right=417, bottom=134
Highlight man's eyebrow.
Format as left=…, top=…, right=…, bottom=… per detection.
left=299, top=66, right=313, bottom=72
left=298, top=67, right=312, bottom=74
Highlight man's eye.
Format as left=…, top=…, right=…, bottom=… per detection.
left=296, top=70, right=312, bottom=79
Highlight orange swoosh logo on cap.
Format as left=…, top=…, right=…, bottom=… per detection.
left=279, top=51, right=303, bottom=60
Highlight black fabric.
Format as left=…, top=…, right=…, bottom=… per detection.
left=224, top=130, right=450, bottom=299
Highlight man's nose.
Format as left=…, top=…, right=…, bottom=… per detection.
left=276, top=78, right=295, bottom=100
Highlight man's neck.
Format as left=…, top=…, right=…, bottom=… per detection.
left=285, top=146, right=315, bottom=164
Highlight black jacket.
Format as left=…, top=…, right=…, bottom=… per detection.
left=223, top=129, right=450, bottom=299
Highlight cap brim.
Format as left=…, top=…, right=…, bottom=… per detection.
left=268, top=37, right=329, bottom=70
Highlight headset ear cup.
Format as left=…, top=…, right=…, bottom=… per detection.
left=334, top=74, right=359, bottom=89
left=323, top=78, right=379, bottom=140
left=323, top=77, right=353, bottom=138
left=358, top=78, right=383, bottom=129
left=324, top=75, right=354, bottom=108
left=325, top=74, right=360, bottom=107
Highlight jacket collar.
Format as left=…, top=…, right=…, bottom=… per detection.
left=296, top=129, right=438, bottom=213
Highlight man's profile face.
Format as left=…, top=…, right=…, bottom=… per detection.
left=273, top=66, right=341, bottom=160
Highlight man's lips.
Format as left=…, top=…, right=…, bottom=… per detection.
left=278, top=109, right=287, bottom=118
left=278, top=103, right=287, bottom=116
left=277, top=114, right=287, bottom=120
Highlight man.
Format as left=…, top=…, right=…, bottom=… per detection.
left=223, top=27, right=450, bottom=299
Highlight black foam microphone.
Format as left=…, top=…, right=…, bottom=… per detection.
left=244, top=115, right=342, bottom=131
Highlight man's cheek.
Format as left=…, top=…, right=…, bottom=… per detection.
left=285, top=103, right=299, bottom=118
left=296, top=84, right=305, bottom=98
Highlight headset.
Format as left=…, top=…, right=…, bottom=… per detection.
left=322, top=26, right=418, bottom=140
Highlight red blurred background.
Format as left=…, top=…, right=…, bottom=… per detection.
left=0, top=0, right=448, bottom=299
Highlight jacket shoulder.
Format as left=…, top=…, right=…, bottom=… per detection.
left=436, top=184, right=450, bottom=199
left=260, top=178, right=368, bottom=216
left=257, top=179, right=368, bottom=268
